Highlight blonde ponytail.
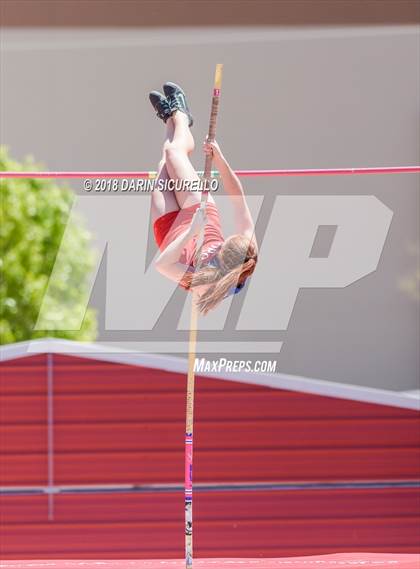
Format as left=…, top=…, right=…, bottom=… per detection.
left=181, top=235, right=258, bottom=315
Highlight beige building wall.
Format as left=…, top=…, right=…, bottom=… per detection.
left=1, top=5, right=419, bottom=391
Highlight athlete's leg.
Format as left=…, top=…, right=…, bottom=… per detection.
left=164, top=111, right=215, bottom=209
left=150, top=125, right=180, bottom=226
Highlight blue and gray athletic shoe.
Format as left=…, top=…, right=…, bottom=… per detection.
left=148, top=90, right=173, bottom=123
left=163, top=82, right=194, bottom=127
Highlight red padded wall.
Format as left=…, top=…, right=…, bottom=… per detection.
left=0, top=353, right=419, bottom=559
left=1, top=489, right=419, bottom=559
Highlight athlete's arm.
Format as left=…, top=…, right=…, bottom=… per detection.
left=203, top=139, right=256, bottom=243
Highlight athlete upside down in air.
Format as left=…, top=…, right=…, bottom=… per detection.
left=149, top=82, right=258, bottom=314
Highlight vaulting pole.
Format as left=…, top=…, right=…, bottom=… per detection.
left=185, top=64, right=223, bottom=569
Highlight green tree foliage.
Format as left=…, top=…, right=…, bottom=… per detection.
left=0, top=147, right=97, bottom=344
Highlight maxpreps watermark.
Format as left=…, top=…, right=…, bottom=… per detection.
left=35, top=194, right=393, bottom=348
left=194, top=358, right=277, bottom=373
left=83, top=178, right=219, bottom=193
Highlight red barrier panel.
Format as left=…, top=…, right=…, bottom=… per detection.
left=1, top=553, right=420, bottom=569
left=1, top=355, right=419, bottom=487
left=1, top=489, right=419, bottom=558
left=1, top=354, right=419, bottom=559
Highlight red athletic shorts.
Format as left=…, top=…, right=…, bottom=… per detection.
left=153, top=202, right=224, bottom=267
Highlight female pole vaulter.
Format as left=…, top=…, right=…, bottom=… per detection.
left=149, top=82, right=258, bottom=314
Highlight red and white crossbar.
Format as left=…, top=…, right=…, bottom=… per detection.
left=1, top=166, right=419, bottom=179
